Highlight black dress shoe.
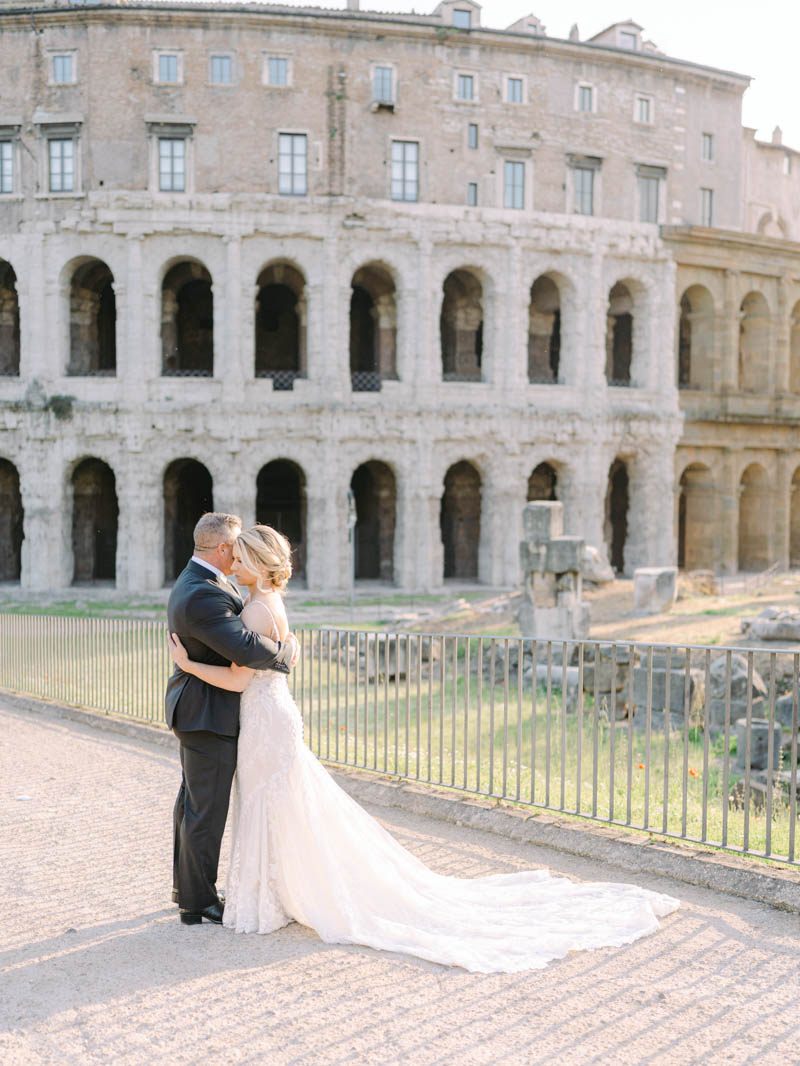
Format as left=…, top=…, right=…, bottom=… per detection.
left=180, top=900, right=224, bottom=926
left=173, top=890, right=223, bottom=906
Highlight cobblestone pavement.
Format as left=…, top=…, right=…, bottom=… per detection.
left=2, top=701, right=799, bottom=1066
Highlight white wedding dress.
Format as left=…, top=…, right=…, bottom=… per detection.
left=224, top=613, right=679, bottom=973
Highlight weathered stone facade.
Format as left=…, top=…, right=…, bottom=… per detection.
left=0, top=2, right=795, bottom=592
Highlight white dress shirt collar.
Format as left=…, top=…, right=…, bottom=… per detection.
left=191, top=555, right=225, bottom=579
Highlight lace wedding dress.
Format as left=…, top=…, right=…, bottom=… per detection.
left=224, top=621, right=679, bottom=973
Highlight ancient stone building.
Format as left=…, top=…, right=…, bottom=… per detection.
left=0, top=0, right=796, bottom=593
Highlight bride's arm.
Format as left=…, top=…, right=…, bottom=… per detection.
left=168, top=633, right=255, bottom=693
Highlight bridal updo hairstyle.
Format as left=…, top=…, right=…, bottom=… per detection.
left=236, top=524, right=293, bottom=591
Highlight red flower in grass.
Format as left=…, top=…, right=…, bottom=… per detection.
left=637, top=763, right=645, bottom=770
left=689, top=768, right=698, bottom=778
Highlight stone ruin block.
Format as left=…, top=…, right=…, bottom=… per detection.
left=546, top=536, right=585, bottom=575
left=522, top=500, right=563, bottom=544
left=633, top=567, right=678, bottom=615
left=735, top=718, right=782, bottom=772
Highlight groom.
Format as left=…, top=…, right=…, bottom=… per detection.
left=166, top=511, right=297, bottom=925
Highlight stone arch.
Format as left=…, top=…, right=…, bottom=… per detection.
left=71, top=458, right=118, bottom=584
left=256, top=459, right=307, bottom=579
left=163, top=459, right=213, bottom=582
left=790, top=300, right=800, bottom=394
left=350, top=460, right=396, bottom=581
left=440, top=460, right=481, bottom=579
left=528, top=275, right=561, bottom=383
left=0, top=261, right=20, bottom=377
left=791, top=467, right=800, bottom=568
left=677, top=463, right=714, bottom=570
left=677, top=285, right=714, bottom=390
left=441, top=269, right=483, bottom=381
left=605, top=282, right=635, bottom=386
left=738, top=463, right=770, bottom=571
left=68, top=259, right=116, bottom=376
left=255, top=261, right=306, bottom=388
left=350, top=263, right=397, bottom=391
left=0, top=458, right=23, bottom=581
left=738, top=291, right=770, bottom=394
left=162, top=260, right=214, bottom=376
left=604, top=458, right=629, bottom=574
left=527, top=461, right=558, bottom=501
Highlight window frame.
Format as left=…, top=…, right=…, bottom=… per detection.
left=505, top=75, right=525, bottom=105
left=278, top=131, right=308, bottom=197
left=566, top=154, right=602, bottom=217
left=467, top=123, right=479, bottom=150
left=503, top=160, right=525, bottom=210
left=153, top=50, right=183, bottom=86
left=467, top=181, right=478, bottom=206
left=158, top=137, right=186, bottom=192
left=619, top=30, right=638, bottom=50
left=0, top=132, right=19, bottom=196
left=452, top=8, right=472, bottom=29
left=636, top=165, right=666, bottom=224
left=48, top=137, right=75, bottom=194
left=634, top=93, right=654, bottom=125
left=49, top=51, right=77, bottom=86
left=390, top=139, right=419, bottom=203
left=701, top=132, right=714, bottom=163
left=454, top=71, right=478, bottom=103
left=575, top=82, right=596, bottom=114
left=263, top=54, right=293, bottom=89
left=700, top=187, right=714, bottom=227
left=208, top=53, right=235, bottom=86
left=372, top=63, right=395, bottom=105
left=146, top=119, right=195, bottom=195
left=573, top=166, right=594, bottom=215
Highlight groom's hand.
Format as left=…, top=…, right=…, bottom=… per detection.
left=285, top=632, right=300, bottom=669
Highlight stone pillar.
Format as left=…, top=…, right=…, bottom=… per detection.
left=720, top=269, right=740, bottom=392
left=581, top=252, right=607, bottom=399
left=414, top=236, right=437, bottom=391
left=773, top=451, right=790, bottom=568
left=627, top=448, right=676, bottom=568
left=221, top=235, right=244, bottom=405
left=504, top=242, right=527, bottom=390
left=320, top=229, right=348, bottom=396
left=774, top=272, right=791, bottom=395
left=718, top=449, right=739, bottom=574
left=481, top=481, right=519, bottom=585
left=25, top=237, right=50, bottom=382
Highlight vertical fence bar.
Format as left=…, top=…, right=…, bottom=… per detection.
left=516, top=638, right=523, bottom=803
left=765, top=652, right=776, bottom=857
left=476, top=638, right=483, bottom=794
left=591, top=643, right=600, bottom=818
left=743, top=652, right=754, bottom=853
left=488, top=639, right=495, bottom=796
left=344, top=630, right=350, bottom=765
left=501, top=639, right=509, bottom=798
left=789, top=654, right=798, bottom=863
left=681, top=648, right=692, bottom=839
left=662, top=646, right=672, bottom=835
left=644, top=645, right=653, bottom=830
left=463, top=637, right=470, bottom=790
left=439, top=635, right=445, bottom=785
left=335, top=631, right=341, bottom=762
left=373, top=632, right=379, bottom=771
left=384, top=633, right=390, bottom=774
left=354, top=632, right=361, bottom=766
left=545, top=642, right=552, bottom=809
left=609, top=643, right=617, bottom=822
left=721, top=648, right=732, bottom=849
left=405, top=634, right=410, bottom=778
left=701, top=649, right=711, bottom=844
left=451, top=637, right=458, bottom=787
left=576, top=643, right=584, bottom=814
left=415, top=634, right=422, bottom=780
left=559, top=641, right=567, bottom=811
left=626, top=642, right=635, bottom=825
left=326, top=630, right=332, bottom=760
left=426, top=636, right=433, bottom=783
left=530, top=640, right=537, bottom=805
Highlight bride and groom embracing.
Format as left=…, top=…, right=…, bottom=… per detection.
left=165, top=511, right=679, bottom=974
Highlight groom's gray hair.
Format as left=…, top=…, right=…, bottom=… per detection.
left=193, top=512, right=242, bottom=551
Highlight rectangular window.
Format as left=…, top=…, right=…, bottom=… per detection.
left=701, top=132, right=714, bottom=162
left=467, top=182, right=478, bottom=206
left=504, top=161, right=524, bottom=209
left=636, top=96, right=651, bottom=124
left=507, top=77, right=523, bottom=104
left=268, top=56, right=288, bottom=87
left=620, top=31, right=638, bottom=49
left=52, top=54, right=73, bottom=84
left=158, top=138, right=185, bottom=192
left=785, top=153, right=792, bottom=176
left=577, top=85, right=593, bottom=113
left=278, top=133, right=307, bottom=196
left=453, top=9, right=471, bottom=28
left=391, top=139, right=418, bottom=202
left=700, top=187, right=713, bottom=226
left=158, top=54, right=179, bottom=83
left=49, top=138, right=74, bottom=193
left=638, top=175, right=659, bottom=222
left=0, top=142, right=12, bottom=194
left=210, top=55, right=232, bottom=84
left=468, top=123, right=478, bottom=149
left=457, top=74, right=474, bottom=101
left=573, top=167, right=594, bottom=215
left=374, top=66, right=393, bottom=103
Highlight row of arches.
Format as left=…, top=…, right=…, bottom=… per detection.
left=0, top=255, right=650, bottom=388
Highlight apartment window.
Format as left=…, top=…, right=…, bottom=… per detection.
left=157, top=53, right=180, bottom=84
left=700, top=187, right=713, bottom=226
left=210, top=55, right=232, bottom=84
left=267, top=56, right=289, bottom=87
left=49, top=138, right=74, bottom=192
left=0, top=142, right=12, bottom=194
left=701, top=133, right=714, bottom=162
left=467, top=182, right=478, bottom=206
left=468, top=123, right=478, bottom=149
left=573, top=167, right=594, bottom=215
left=457, top=74, right=474, bottom=101
left=52, top=54, right=74, bottom=85
left=620, top=31, right=638, bottom=49
left=373, top=66, right=393, bottom=103
left=506, top=77, right=523, bottom=104
left=453, top=8, right=471, bottom=28
left=785, top=154, right=793, bottom=176
left=278, top=133, right=307, bottom=196
left=504, top=161, right=524, bottom=209
left=577, top=84, right=594, bottom=113
left=391, top=139, right=418, bottom=202
left=159, top=138, right=185, bottom=192
left=635, top=95, right=652, bottom=124
left=639, top=176, right=659, bottom=222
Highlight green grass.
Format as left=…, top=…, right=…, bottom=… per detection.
left=0, top=598, right=165, bottom=618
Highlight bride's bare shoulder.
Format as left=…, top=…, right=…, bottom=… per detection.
left=240, top=598, right=275, bottom=636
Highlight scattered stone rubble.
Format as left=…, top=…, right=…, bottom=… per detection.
left=740, top=606, right=800, bottom=641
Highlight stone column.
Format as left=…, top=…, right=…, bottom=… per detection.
left=718, top=449, right=739, bottom=574
left=320, top=228, right=348, bottom=397
left=774, top=272, right=791, bottom=395
left=773, top=451, right=791, bottom=568
left=720, top=269, right=740, bottom=392
left=503, top=241, right=527, bottom=391
left=581, top=251, right=608, bottom=402
left=414, top=236, right=437, bottom=393
left=24, top=236, right=50, bottom=383
left=221, top=235, right=244, bottom=406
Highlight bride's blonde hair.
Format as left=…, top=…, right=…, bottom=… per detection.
left=236, top=524, right=292, bottom=591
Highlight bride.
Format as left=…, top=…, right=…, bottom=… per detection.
left=168, top=524, right=679, bottom=973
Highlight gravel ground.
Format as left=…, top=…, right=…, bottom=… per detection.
left=2, top=702, right=799, bottom=1066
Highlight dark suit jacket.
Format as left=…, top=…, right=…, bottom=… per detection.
left=165, top=560, right=292, bottom=737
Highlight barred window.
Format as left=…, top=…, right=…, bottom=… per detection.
left=504, top=161, right=524, bottom=209
left=278, top=133, right=307, bottom=196
left=573, top=167, right=594, bottom=215
left=159, top=138, right=185, bottom=192
left=391, top=140, right=418, bottom=202
left=49, top=138, right=74, bottom=193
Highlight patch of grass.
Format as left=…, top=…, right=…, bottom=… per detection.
left=701, top=606, right=746, bottom=617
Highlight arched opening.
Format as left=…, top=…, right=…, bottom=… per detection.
left=677, top=463, right=714, bottom=570
left=604, top=459, right=629, bottom=574
left=0, top=262, right=20, bottom=377
left=738, top=464, right=770, bottom=571
left=350, top=263, right=397, bottom=391
left=790, top=467, right=800, bottom=568
left=677, top=285, right=714, bottom=390
left=68, top=259, right=116, bottom=376
left=0, top=459, right=23, bottom=581
left=738, top=292, right=770, bottom=394
left=441, top=269, right=483, bottom=382
left=440, top=461, right=481, bottom=580
left=350, top=461, right=396, bottom=582
left=256, top=460, right=307, bottom=579
left=527, top=462, right=558, bottom=501
left=162, top=261, right=213, bottom=376
left=163, top=459, right=213, bottom=583
left=528, top=276, right=560, bottom=383
left=255, top=262, right=306, bottom=389
left=605, top=283, right=633, bottom=386
left=790, top=301, right=800, bottom=394
left=71, top=458, right=118, bottom=584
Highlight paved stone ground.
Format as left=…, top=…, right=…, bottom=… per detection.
left=2, top=702, right=799, bottom=1066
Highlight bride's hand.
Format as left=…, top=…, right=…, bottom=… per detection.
left=168, top=632, right=190, bottom=670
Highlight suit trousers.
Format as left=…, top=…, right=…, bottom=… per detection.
left=172, top=728, right=237, bottom=912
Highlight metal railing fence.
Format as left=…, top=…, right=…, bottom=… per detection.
left=1, top=613, right=798, bottom=867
